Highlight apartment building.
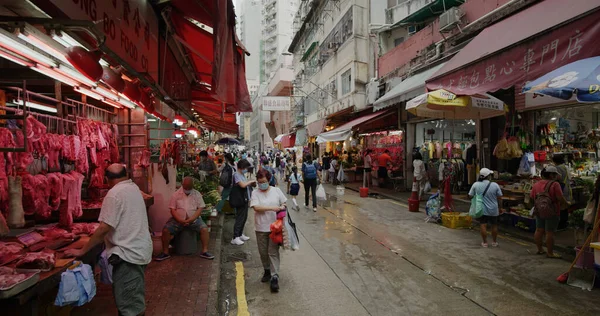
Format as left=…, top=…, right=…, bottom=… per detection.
left=260, top=0, right=300, bottom=83
left=289, top=0, right=375, bottom=132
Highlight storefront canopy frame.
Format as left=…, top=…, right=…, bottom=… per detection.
left=316, top=111, right=387, bottom=143
left=374, top=63, right=446, bottom=111
left=426, top=0, right=600, bottom=95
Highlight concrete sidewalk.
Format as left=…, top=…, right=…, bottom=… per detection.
left=343, top=182, right=577, bottom=256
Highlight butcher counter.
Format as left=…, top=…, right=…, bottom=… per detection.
left=0, top=234, right=103, bottom=315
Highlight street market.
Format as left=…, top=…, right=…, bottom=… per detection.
left=0, top=0, right=599, bottom=316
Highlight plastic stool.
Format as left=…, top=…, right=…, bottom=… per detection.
left=174, top=229, right=198, bottom=255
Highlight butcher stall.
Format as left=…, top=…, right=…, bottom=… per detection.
left=0, top=83, right=155, bottom=314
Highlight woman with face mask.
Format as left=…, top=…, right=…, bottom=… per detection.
left=250, top=168, right=287, bottom=292
left=231, top=159, right=256, bottom=246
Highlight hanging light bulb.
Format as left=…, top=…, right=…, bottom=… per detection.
left=173, top=130, right=184, bottom=138
left=174, top=114, right=187, bottom=126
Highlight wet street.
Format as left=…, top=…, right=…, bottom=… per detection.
left=219, top=183, right=600, bottom=316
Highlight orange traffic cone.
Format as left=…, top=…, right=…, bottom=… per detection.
left=408, top=177, right=420, bottom=212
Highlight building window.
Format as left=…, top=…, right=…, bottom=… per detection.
left=394, top=37, right=404, bottom=47
left=341, top=69, right=352, bottom=95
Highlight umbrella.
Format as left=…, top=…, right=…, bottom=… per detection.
left=523, top=56, right=600, bottom=102
left=215, top=137, right=240, bottom=145
left=406, top=89, right=506, bottom=119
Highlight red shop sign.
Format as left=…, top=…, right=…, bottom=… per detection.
left=426, top=8, right=600, bottom=95
left=48, top=0, right=159, bottom=83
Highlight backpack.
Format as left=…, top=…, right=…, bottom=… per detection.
left=469, top=181, right=492, bottom=218
left=263, top=166, right=277, bottom=186
left=219, top=164, right=234, bottom=188
left=304, top=162, right=317, bottom=180
left=534, top=181, right=557, bottom=219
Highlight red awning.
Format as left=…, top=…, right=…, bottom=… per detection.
left=354, top=110, right=398, bottom=133
left=426, top=0, right=600, bottom=95
left=280, top=134, right=296, bottom=148
left=171, top=10, right=214, bottom=85
left=169, top=0, right=251, bottom=113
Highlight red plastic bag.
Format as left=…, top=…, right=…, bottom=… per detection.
left=534, top=151, right=547, bottom=162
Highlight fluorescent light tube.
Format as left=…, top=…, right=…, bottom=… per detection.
left=118, top=98, right=136, bottom=109
left=55, top=64, right=98, bottom=87
left=0, top=47, right=33, bottom=67
left=11, top=99, right=57, bottom=113
left=148, top=118, right=157, bottom=122
left=74, top=86, right=103, bottom=100
left=31, top=64, right=78, bottom=86
left=102, top=98, right=122, bottom=109
left=0, top=28, right=57, bottom=67
left=18, top=31, right=71, bottom=65
left=93, top=86, right=119, bottom=101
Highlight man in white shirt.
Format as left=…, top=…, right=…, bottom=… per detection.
left=155, top=177, right=214, bottom=261
left=65, top=164, right=152, bottom=316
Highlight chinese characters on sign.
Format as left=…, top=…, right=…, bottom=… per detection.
left=49, top=0, right=159, bottom=82
left=426, top=10, right=600, bottom=96
left=263, top=97, right=291, bottom=111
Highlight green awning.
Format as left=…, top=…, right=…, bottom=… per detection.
left=393, top=0, right=463, bottom=26
left=300, top=41, right=318, bottom=62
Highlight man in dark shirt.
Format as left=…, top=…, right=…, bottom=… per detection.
left=321, top=152, right=331, bottom=183
left=198, top=150, right=218, bottom=176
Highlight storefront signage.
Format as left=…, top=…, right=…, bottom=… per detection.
left=427, top=10, right=600, bottom=97
left=49, top=0, right=159, bottom=83
left=262, top=97, right=291, bottom=111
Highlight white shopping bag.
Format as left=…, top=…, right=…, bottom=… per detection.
left=316, top=184, right=327, bottom=201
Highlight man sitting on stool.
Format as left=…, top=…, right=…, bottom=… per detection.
left=155, top=177, right=214, bottom=261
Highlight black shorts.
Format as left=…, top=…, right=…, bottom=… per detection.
left=479, top=215, right=498, bottom=225
left=364, top=168, right=372, bottom=173
left=377, top=168, right=388, bottom=179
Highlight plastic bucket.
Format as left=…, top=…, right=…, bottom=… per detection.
left=359, top=187, right=369, bottom=198
left=575, top=246, right=596, bottom=269
left=591, top=242, right=600, bottom=265
left=151, top=232, right=163, bottom=256
left=408, top=198, right=420, bottom=212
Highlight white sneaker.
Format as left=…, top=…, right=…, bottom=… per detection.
left=240, top=234, right=250, bottom=241
left=231, top=237, right=245, bottom=245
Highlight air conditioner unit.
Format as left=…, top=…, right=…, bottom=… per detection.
left=439, top=7, right=463, bottom=32
left=407, top=25, right=417, bottom=35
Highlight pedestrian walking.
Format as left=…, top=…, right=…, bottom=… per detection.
left=288, top=166, right=302, bottom=211
left=216, top=153, right=236, bottom=213
left=377, top=150, right=392, bottom=188
left=250, top=168, right=287, bottom=292
left=329, top=155, right=338, bottom=184
left=65, top=164, right=152, bottom=316
left=321, top=152, right=331, bottom=184
left=246, top=155, right=254, bottom=179
left=363, top=150, right=373, bottom=188
left=231, top=159, right=256, bottom=246
left=468, top=168, right=503, bottom=248
left=530, top=166, right=569, bottom=258
left=413, top=152, right=428, bottom=200
left=552, top=155, right=572, bottom=229
left=302, top=154, right=321, bottom=212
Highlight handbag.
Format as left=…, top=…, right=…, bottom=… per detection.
left=229, top=184, right=248, bottom=208
left=469, top=181, right=492, bottom=218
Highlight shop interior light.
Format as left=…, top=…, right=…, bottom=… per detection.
left=99, top=59, right=110, bottom=67
left=118, top=98, right=137, bottom=109
left=17, top=28, right=71, bottom=65
left=74, top=86, right=103, bottom=101
left=551, top=117, right=557, bottom=121
left=148, top=118, right=157, bottom=122
left=55, top=64, right=98, bottom=87
left=31, top=64, right=78, bottom=86
left=102, top=98, right=123, bottom=109
left=93, top=86, right=119, bottom=101
left=0, top=28, right=57, bottom=67
left=173, top=130, right=184, bottom=138
left=10, top=99, right=57, bottom=113
left=0, top=47, right=33, bottom=67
